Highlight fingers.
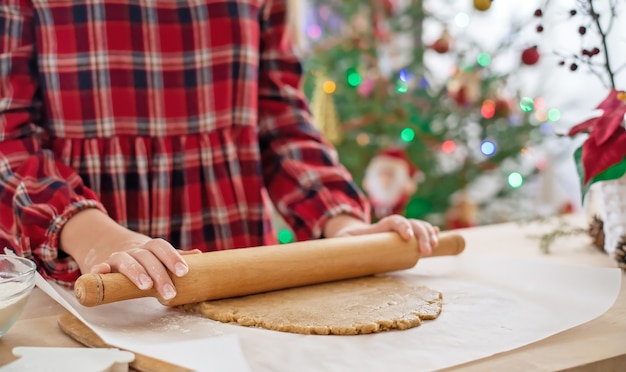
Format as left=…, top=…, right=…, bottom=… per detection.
left=143, top=239, right=189, bottom=277
left=410, top=220, right=438, bottom=256
left=94, top=239, right=189, bottom=301
left=377, top=215, right=439, bottom=255
left=365, top=215, right=413, bottom=239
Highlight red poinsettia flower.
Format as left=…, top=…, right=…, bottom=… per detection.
left=568, top=89, right=626, bottom=194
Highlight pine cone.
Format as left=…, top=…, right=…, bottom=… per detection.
left=616, top=235, right=626, bottom=272
left=588, top=215, right=605, bottom=251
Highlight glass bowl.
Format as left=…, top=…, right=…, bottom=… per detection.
left=0, top=255, right=36, bottom=338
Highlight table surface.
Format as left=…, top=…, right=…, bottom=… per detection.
left=1, top=214, right=624, bottom=371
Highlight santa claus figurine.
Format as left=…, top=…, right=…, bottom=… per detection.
left=362, top=147, right=423, bottom=219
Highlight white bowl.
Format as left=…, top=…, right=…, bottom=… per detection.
left=0, top=255, right=36, bottom=338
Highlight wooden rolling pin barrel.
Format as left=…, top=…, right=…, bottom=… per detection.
left=75, top=232, right=465, bottom=307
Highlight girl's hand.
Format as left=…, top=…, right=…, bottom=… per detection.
left=89, top=238, right=193, bottom=300
left=324, top=214, right=439, bottom=255
left=61, top=209, right=195, bottom=300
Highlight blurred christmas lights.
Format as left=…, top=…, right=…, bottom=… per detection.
left=356, top=133, right=370, bottom=146
left=400, top=128, right=416, bottom=142
left=481, top=100, right=496, bottom=118
left=278, top=229, right=294, bottom=244
left=455, top=13, right=470, bottom=27
left=519, top=97, right=534, bottom=112
left=547, top=108, right=561, bottom=122
left=508, top=172, right=524, bottom=188
left=442, top=140, right=456, bottom=153
left=323, top=80, right=336, bottom=94
left=476, top=52, right=491, bottom=67
left=480, top=140, right=496, bottom=156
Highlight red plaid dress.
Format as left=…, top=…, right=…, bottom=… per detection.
left=0, top=0, right=369, bottom=285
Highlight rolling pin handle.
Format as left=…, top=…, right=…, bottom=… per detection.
left=75, top=272, right=157, bottom=307
left=74, top=273, right=104, bottom=307
left=427, top=233, right=465, bottom=257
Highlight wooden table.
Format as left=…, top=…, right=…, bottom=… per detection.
left=1, top=214, right=624, bottom=371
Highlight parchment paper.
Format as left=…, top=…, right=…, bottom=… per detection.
left=35, top=274, right=250, bottom=372
left=37, top=256, right=621, bottom=372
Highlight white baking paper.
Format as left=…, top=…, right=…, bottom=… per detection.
left=37, top=256, right=621, bottom=372
left=35, top=274, right=250, bottom=372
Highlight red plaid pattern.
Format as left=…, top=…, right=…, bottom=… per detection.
left=0, top=0, right=369, bottom=285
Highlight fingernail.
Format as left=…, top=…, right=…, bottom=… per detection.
left=138, top=274, right=152, bottom=290
left=407, top=228, right=414, bottom=237
left=162, top=284, right=177, bottom=300
left=175, top=262, right=189, bottom=277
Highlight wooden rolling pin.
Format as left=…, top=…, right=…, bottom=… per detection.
left=75, top=232, right=465, bottom=307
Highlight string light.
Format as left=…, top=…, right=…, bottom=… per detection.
left=547, top=108, right=561, bottom=122
left=442, top=140, right=456, bottom=153
left=399, top=69, right=414, bottom=82
left=519, top=97, right=534, bottom=112
left=540, top=123, right=553, bottom=134
left=400, top=128, right=415, bottom=142
left=278, top=229, right=294, bottom=244
left=455, top=13, right=470, bottom=28
left=356, top=133, right=370, bottom=146
left=536, top=158, right=548, bottom=170
left=418, top=76, right=429, bottom=89
left=323, top=80, right=336, bottom=94
left=307, top=24, right=322, bottom=40
left=347, top=71, right=362, bottom=87
left=481, top=100, right=496, bottom=119
left=534, top=110, right=548, bottom=122
left=396, top=81, right=409, bottom=94
left=480, top=140, right=496, bottom=156
left=476, top=52, right=491, bottom=67
left=508, top=172, right=524, bottom=188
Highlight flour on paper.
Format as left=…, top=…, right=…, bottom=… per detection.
left=179, top=276, right=442, bottom=335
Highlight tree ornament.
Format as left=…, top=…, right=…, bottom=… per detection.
left=362, top=147, right=424, bottom=219
left=310, top=76, right=342, bottom=144
left=431, top=29, right=452, bottom=54
left=446, top=68, right=482, bottom=107
left=494, top=98, right=513, bottom=118
left=521, top=45, right=540, bottom=65
left=588, top=215, right=605, bottom=251
left=473, top=0, right=493, bottom=12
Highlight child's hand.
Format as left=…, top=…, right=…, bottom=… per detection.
left=61, top=209, right=196, bottom=301
left=89, top=238, right=194, bottom=301
left=323, top=214, right=439, bottom=255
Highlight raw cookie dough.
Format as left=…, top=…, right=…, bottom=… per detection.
left=179, top=276, right=442, bottom=335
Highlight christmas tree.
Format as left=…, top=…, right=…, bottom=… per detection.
left=300, top=0, right=560, bottom=228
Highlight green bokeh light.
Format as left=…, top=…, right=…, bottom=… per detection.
left=519, top=97, right=534, bottom=112
left=277, top=229, right=294, bottom=244
left=455, top=13, right=470, bottom=28
left=396, top=81, right=409, bottom=94
left=476, top=52, right=492, bottom=67
left=508, top=172, right=524, bottom=188
left=547, top=108, right=561, bottom=122
left=347, top=72, right=362, bottom=87
left=400, top=128, right=416, bottom=142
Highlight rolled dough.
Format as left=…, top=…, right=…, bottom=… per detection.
left=179, top=276, right=442, bottom=335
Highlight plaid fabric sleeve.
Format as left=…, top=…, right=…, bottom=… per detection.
left=0, top=1, right=105, bottom=285
left=257, top=0, right=371, bottom=241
